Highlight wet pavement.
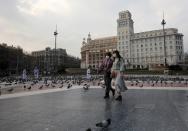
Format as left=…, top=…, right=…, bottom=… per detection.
left=0, top=88, right=188, bottom=131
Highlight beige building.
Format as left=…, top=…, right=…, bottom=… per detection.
left=81, top=10, right=184, bottom=69
left=117, top=10, right=184, bottom=69
left=81, top=33, right=117, bottom=69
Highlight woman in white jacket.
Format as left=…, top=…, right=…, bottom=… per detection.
left=111, top=50, right=128, bottom=101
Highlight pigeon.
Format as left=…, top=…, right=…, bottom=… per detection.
left=7, top=88, right=14, bottom=92
left=39, top=85, right=43, bottom=90
left=45, top=83, right=50, bottom=87
left=31, top=83, right=35, bottom=86
left=101, top=84, right=105, bottom=88
left=59, top=85, right=63, bottom=88
left=67, top=84, right=72, bottom=89
left=96, top=118, right=111, bottom=128
left=51, top=84, right=56, bottom=88
left=86, top=128, right=92, bottom=131
left=139, top=83, right=143, bottom=88
left=77, top=81, right=81, bottom=85
left=28, top=86, right=32, bottom=90
left=23, top=85, right=26, bottom=89
left=164, top=81, right=167, bottom=86
left=83, top=84, right=90, bottom=90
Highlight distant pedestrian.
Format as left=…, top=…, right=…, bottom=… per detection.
left=34, top=66, right=39, bottom=80
left=86, top=66, right=91, bottom=81
left=111, top=50, right=128, bottom=101
left=98, top=52, right=115, bottom=99
left=22, top=69, right=27, bottom=82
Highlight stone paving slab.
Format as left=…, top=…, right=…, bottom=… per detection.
left=0, top=88, right=188, bottom=131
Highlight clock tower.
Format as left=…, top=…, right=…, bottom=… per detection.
left=117, top=10, right=134, bottom=65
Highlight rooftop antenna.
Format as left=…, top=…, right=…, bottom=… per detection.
left=161, top=11, right=167, bottom=67
left=54, top=24, right=58, bottom=75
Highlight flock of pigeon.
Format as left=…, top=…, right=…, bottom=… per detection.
left=0, top=76, right=105, bottom=95
left=126, top=75, right=188, bottom=87
left=0, top=75, right=188, bottom=95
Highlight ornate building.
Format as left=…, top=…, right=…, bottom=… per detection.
left=81, top=33, right=117, bottom=69
left=81, top=10, right=184, bottom=69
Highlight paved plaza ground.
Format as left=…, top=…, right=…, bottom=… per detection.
left=0, top=87, right=188, bottom=131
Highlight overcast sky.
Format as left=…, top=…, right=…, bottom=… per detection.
left=0, top=0, right=187, bottom=57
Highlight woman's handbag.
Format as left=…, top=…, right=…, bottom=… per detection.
left=111, top=71, right=117, bottom=78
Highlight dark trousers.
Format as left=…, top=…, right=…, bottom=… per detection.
left=104, top=72, right=114, bottom=96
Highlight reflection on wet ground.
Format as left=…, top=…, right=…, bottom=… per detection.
left=0, top=88, right=188, bottom=131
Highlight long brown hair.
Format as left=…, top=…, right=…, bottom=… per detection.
left=113, top=50, right=122, bottom=61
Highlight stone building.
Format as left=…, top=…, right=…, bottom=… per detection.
left=81, top=10, right=184, bottom=69
left=117, top=10, right=184, bottom=69
left=32, top=47, right=80, bottom=73
left=81, top=33, right=117, bottom=69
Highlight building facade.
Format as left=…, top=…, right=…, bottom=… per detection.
left=81, top=10, right=184, bottom=69
left=32, top=47, right=80, bottom=73
left=81, top=34, right=117, bottom=69
left=117, top=10, right=184, bottom=69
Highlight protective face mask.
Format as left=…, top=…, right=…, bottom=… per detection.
left=113, top=54, right=116, bottom=58
left=106, top=56, right=110, bottom=59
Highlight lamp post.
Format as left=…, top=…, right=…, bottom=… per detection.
left=54, top=25, right=58, bottom=75
left=161, top=13, right=167, bottom=67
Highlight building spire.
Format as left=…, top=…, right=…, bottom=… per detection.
left=88, top=32, right=91, bottom=38
left=161, top=11, right=166, bottom=25
left=87, top=32, right=91, bottom=43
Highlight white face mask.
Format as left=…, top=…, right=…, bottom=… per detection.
left=113, top=54, right=116, bottom=58
left=106, top=56, right=110, bottom=59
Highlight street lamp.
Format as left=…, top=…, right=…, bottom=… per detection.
left=161, top=13, right=167, bottom=67
left=54, top=25, right=58, bottom=74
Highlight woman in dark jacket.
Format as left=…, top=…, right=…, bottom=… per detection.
left=99, top=52, right=115, bottom=99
